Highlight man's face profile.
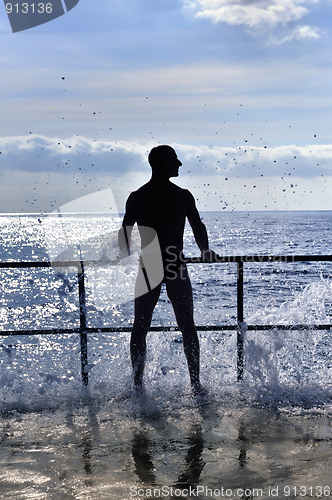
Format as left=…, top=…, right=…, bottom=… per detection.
left=149, top=145, right=182, bottom=178
left=162, top=147, right=182, bottom=177
left=165, top=149, right=182, bottom=178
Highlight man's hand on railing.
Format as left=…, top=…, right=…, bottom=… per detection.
left=201, top=249, right=219, bottom=262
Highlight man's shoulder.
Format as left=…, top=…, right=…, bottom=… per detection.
left=127, top=181, right=194, bottom=204
left=127, top=182, right=150, bottom=198
left=177, top=186, right=195, bottom=206
left=136, top=181, right=152, bottom=192
left=170, top=182, right=193, bottom=197
left=171, top=182, right=187, bottom=192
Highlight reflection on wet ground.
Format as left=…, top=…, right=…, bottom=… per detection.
left=1, top=390, right=332, bottom=499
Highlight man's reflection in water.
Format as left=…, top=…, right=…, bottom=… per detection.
left=237, top=421, right=248, bottom=469
left=132, top=431, right=157, bottom=484
left=81, top=432, right=94, bottom=485
left=82, top=395, right=101, bottom=485
left=176, top=423, right=205, bottom=487
left=64, top=391, right=101, bottom=487
left=131, top=422, right=205, bottom=487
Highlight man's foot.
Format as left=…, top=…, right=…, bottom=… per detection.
left=192, top=382, right=208, bottom=397
left=133, top=378, right=144, bottom=393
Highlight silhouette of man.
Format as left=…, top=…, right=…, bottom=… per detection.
left=119, top=145, right=216, bottom=394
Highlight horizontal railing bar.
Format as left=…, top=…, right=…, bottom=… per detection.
left=0, top=261, right=80, bottom=269
left=0, top=326, right=236, bottom=336
left=184, top=255, right=332, bottom=264
left=1, top=254, right=332, bottom=270
left=247, top=324, right=332, bottom=330
left=1, top=324, right=331, bottom=337
left=0, top=328, right=82, bottom=336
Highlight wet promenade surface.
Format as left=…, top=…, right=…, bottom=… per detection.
left=1, top=391, right=332, bottom=500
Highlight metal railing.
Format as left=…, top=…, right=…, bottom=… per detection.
left=1, top=255, right=331, bottom=384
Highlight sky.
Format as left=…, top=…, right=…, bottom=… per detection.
left=0, top=0, right=331, bottom=213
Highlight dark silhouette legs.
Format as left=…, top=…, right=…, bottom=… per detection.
left=130, top=285, right=161, bottom=390
left=130, top=265, right=203, bottom=393
left=165, top=268, right=201, bottom=392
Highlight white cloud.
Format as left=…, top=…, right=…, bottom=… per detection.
left=174, top=142, right=332, bottom=178
left=0, top=135, right=154, bottom=212
left=0, top=134, right=149, bottom=173
left=269, top=24, right=322, bottom=44
left=185, top=0, right=319, bottom=32
left=0, top=134, right=331, bottom=212
left=1, top=134, right=331, bottom=177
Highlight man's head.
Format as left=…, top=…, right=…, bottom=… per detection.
left=148, top=145, right=182, bottom=178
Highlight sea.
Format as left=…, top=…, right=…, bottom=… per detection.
left=0, top=211, right=332, bottom=499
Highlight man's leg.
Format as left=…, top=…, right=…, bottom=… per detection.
left=131, top=284, right=161, bottom=389
left=165, top=266, right=202, bottom=393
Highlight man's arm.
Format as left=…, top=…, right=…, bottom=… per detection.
left=186, top=191, right=217, bottom=262
left=118, top=193, right=136, bottom=256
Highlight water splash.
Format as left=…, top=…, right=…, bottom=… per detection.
left=1, top=213, right=332, bottom=416
left=242, top=278, right=332, bottom=412
left=247, top=278, right=332, bottom=326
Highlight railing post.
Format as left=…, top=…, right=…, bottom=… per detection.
left=78, top=260, right=88, bottom=386
left=237, top=259, right=244, bottom=381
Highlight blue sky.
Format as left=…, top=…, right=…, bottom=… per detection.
left=0, top=0, right=331, bottom=213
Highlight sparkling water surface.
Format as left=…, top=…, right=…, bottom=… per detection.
left=0, top=211, right=332, bottom=499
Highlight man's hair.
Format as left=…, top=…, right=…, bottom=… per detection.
left=148, top=145, right=175, bottom=170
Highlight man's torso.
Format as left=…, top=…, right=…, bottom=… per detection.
left=129, top=180, right=191, bottom=253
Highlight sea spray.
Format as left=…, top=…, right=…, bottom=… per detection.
left=243, top=277, right=332, bottom=410
left=1, top=212, right=332, bottom=414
